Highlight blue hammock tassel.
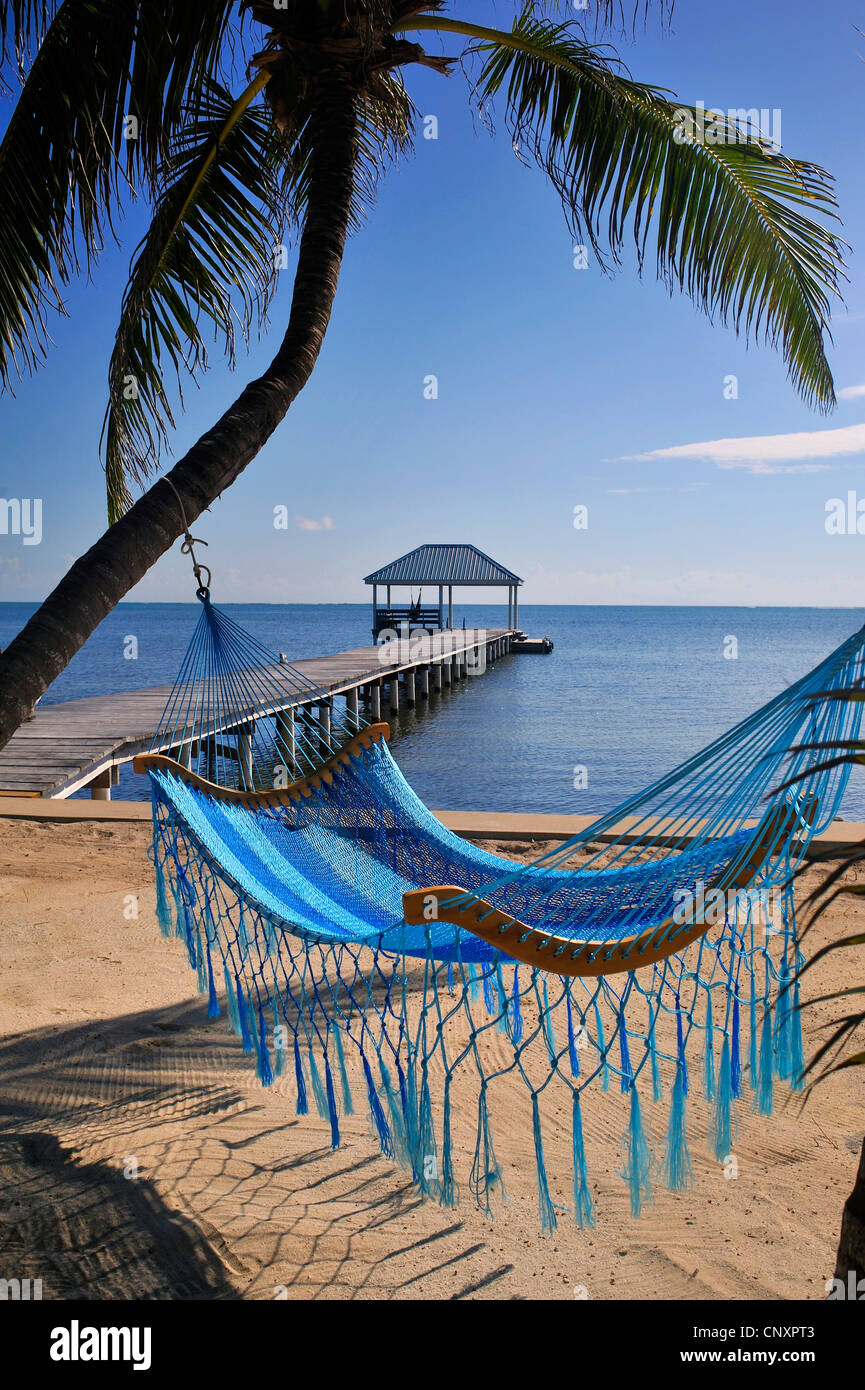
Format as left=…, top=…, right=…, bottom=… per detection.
left=235, top=976, right=254, bottom=1054
left=323, top=1045, right=340, bottom=1149
left=566, top=995, right=581, bottom=1078
left=237, top=903, right=250, bottom=960
left=773, top=965, right=791, bottom=1081
left=731, top=995, right=742, bottom=1098
left=531, top=1093, right=558, bottom=1234
left=758, top=995, right=774, bottom=1115
left=572, top=1092, right=596, bottom=1229
left=256, top=1003, right=274, bottom=1087
left=618, top=1012, right=633, bottom=1093
left=703, top=991, right=715, bottom=1102
left=511, top=968, right=524, bottom=1045
left=664, top=1064, right=692, bottom=1190
left=293, top=1035, right=308, bottom=1116
left=153, top=846, right=173, bottom=939
left=439, top=1077, right=458, bottom=1208
left=542, top=982, right=556, bottom=1064
left=195, top=926, right=208, bottom=996
left=206, top=940, right=220, bottom=1019
left=621, top=1086, right=653, bottom=1217
left=263, top=916, right=279, bottom=958
left=466, top=963, right=480, bottom=1003
left=482, top=965, right=497, bottom=1018
left=469, top=1083, right=504, bottom=1216
left=396, top=1055, right=409, bottom=1125
left=713, top=1035, right=734, bottom=1162
left=307, top=1043, right=330, bottom=1121
left=333, top=1020, right=354, bottom=1114
left=271, top=1004, right=285, bottom=1077
left=223, top=967, right=241, bottom=1038
left=494, top=963, right=510, bottom=1036
left=363, top=1049, right=393, bottom=1159
left=378, top=1058, right=408, bottom=1165
left=177, top=887, right=196, bottom=967
left=749, top=972, right=758, bottom=1089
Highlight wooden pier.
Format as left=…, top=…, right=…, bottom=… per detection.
left=0, top=627, right=518, bottom=799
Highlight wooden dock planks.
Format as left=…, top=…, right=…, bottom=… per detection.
left=0, top=628, right=515, bottom=798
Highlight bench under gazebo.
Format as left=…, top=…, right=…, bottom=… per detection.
left=364, top=543, right=523, bottom=639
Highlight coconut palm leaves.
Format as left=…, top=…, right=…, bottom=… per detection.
left=101, top=67, right=415, bottom=519
left=0, top=0, right=848, bottom=522
left=101, top=77, right=284, bottom=521
left=0, top=0, right=55, bottom=65
left=404, top=6, right=845, bottom=411
left=0, top=0, right=232, bottom=384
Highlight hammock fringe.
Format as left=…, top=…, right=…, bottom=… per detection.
left=137, top=596, right=865, bottom=1227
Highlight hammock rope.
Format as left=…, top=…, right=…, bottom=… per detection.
left=136, top=590, right=865, bottom=1225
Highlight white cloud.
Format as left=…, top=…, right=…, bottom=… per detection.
left=838, top=383, right=865, bottom=400
left=295, top=515, right=335, bottom=532
left=617, top=422, right=865, bottom=473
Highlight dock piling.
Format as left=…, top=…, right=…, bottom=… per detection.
left=237, top=729, right=254, bottom=788
left=0, top=623, right=519, bottom=799
left=275, top=709, right=296, bottom=770
left=319, top=702, right=332, bottom=753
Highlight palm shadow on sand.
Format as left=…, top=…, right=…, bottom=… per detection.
left=0, top=1000, right=513, bottom=1300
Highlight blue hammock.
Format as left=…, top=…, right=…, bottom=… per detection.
left=137, top=596, right=865, bottom=1227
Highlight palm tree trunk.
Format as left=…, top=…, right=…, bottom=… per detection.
left=0, top=93, right=358, bottom=753
left=835, top=1137, right=865, bottom=1286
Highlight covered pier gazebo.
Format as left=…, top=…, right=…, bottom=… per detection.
left=364, top=543, right=523, bottom=639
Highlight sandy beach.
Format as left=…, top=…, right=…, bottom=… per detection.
left=1, top=813, right=862, bottom=1302
left=0, top=817, right=862, bottom=1295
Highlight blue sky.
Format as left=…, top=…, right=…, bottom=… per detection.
left=2, top=0, right=865, bottom=607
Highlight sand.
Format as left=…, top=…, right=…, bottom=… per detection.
left=0, top=815, right=863, bottom=1301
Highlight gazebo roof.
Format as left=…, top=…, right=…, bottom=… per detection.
left=364, top=544, right=522, bottom=587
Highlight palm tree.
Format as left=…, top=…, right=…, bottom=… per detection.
left=0, top=0, right=846, bottom=750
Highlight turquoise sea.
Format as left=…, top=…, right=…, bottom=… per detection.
left=2, top=603, right=864, bottom=816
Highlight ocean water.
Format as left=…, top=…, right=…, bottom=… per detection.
left=1, top=602, right=864, bottom=817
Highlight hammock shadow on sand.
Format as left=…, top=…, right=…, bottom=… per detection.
left=0, top=1001, right=516, bottom=1298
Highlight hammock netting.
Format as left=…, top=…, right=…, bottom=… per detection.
left=140, top=597, right=865, bottom=1228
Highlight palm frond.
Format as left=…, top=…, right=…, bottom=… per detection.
left=103, top=66, right=416, bottom=521
left=0, top=0, right=232, bottom=387
left=522, top=0, right=674, bottom=35
left=403, top=6, right=845, bottom=410
left=123, top=0, right=236, bottom=184
left=0, top=0, right=56, bottom=65
left=102, top=77, right=285, bottom=522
